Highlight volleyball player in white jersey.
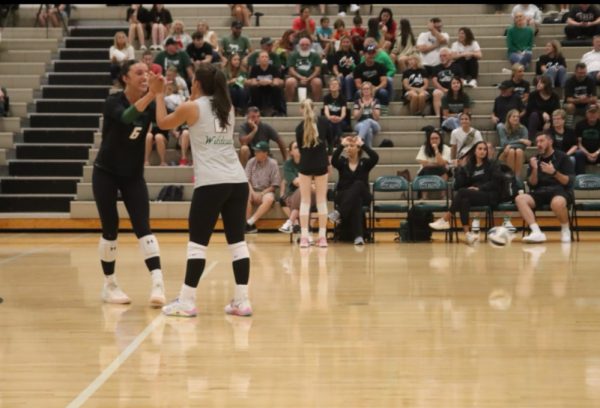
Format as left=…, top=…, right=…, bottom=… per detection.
left=148, top=64, right=252, bottom=317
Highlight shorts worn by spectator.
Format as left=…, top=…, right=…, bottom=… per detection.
left=516, top=132, right=575, bottom=243
left=402, top=54, right=430, bottom=116
left=416, top=17, right=450, bottom=77
left=245, top=141, right=281, bottom=233
left=126, top=4, right=149, bottom=50
left=148, top=4, right=173, bottom=51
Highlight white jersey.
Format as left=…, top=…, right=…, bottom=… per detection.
left=188, top=96, right=247, bottom=187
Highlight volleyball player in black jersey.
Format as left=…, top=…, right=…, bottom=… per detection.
left=93, top=60, right=166, bottom=306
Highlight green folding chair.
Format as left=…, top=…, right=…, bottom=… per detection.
left=370, top=175, right=410, bottom=242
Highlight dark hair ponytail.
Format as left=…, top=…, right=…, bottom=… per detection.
left=194, top=64, right=232, bottom=129
left=118, top=60, right=140, bottom=88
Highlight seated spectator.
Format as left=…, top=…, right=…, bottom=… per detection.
left=330, top=35, right=360, bottom=101
left=186, top=31, right=214, bottom=68
left=332, top=18, right=350, bottom=42
left=196, top=20, right=221, bottom=63
left=238, top=107, right=287, bottom=168
left=360, top=38, right=396, bottom=103
left=491, top=80, right=525, bottom=133
left=581, top=35, right=600, bottom=86
left=535, top=40, right=567, bottom=89
left=574, top=103, right=600, bottom=174
left=165, top=20, right=192, bottom=50
left=285, top=37, right=323, bottom=102
left=441, top=76, right=472, bottom=132
left=549, top=109, right=578, bottom=163
left=506, top=12, right=534, bottom=70
left=154, top=38, right=194, bottom=84
left=450, top=27, right=482, bottom=87
left=564, top=4, right=600, bottom=40
left=109, top=31, right=135, bottom=84
left=274, top=30, right=297, bottom=73
left=221, top=20, right=252, bottom=62
left=429, top=141, right=503, bottom=245
left=416, top=17, right=450, bottom=77
left=37, top=4, right=68, bottom=28
left=366, top=17, right=386, bottom=50
left=337, top=4, right=360, bottom=16
left=230, top=4, right=252, bottom=27
left=331, top=135, right=379, bottom=245
left=245, top=141, right=282, bottom=234
left=378, top=7, right=398, bottom=52
left=564, top=62, right=598, bottom=120
left=511, top=4, right=542, bottom=35
left=247, top=51, right=285, bottom=116
left=353, top=43, right=391, bottom=108
left=292, top=6, right=316, bottom=36
left=509, top=63, right=531, bottom=105
left=352, top=82, right=381, bottom=147
left=524, top=76, right=560, bottom=137
left=390, top=18, right=416, bottom=73
left=163, top=83, right=191, bottom=166
left=0, top=87, right=9, bottom=117
left=402, top=53, right=430, bottom=116
left=247, top=37, right=282, bottom=71
left=278, top=141, right=312, bottom=234
left=450, top=112, right=483, bottom=164
left=144, top=125, right=169, bottom=167
left=126, top=4, right=149, bottom=50
left=141, top=50, right=162, bottom=75
left=317, top=16, right=334, bottom=56
left=416, top=128, right=452, bottom=184
left=516, top=131, right=575, bottom=243
left=350, top=14, right=366, bottom=53
left=224, top=54, right=249, bottom=116
left=149, top=4, right=172, bottom=51
left=498, top=109, right=531, bottom=177
left=165, top=66, right=189, bottom=100
left=323, top=78, right=348, bottom=145
left=432, top=47, right=463, bottom=118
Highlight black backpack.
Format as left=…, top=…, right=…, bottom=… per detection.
left=156, top=185, right=184, bottom=202
left=397, top=205, right=433, bottom=242
left=497, top=164, right=519, bottom=203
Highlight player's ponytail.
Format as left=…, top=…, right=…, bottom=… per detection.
left=195, top=64, right=232, bottom=129
left=301, top=98, right=319, bottom=148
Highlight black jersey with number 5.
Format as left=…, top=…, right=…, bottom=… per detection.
left=95, top=92, right=156, bottom=178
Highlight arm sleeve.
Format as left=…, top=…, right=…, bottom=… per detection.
left=331, top=143, right=344, bottom=169
left=362, top=144, right=380, bottom=170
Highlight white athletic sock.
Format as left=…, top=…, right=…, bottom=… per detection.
left=530, top=223, right=541, bottom=234
left=247, top=216, right=256, bottom=226
left=318, top=227, right=327, bottom=238
left=150, top=269, right=163, bottom=283
left=179, top=284, right=196, bottom=304
left=105, top=274, right=117, bottom=284
left=234, top=284, right=248, bottom=300
left=561, top=223, right=570, bottom=232
left=301, top=227, right=310, bottom=238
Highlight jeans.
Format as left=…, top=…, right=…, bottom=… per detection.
left=352, top=77, right=394, bottom=105
left=441, top=115, right=461, bottom=132
left=574, top=150, right=600, bottom=175
left=509, top=51, right=532, bottom=70
left=544, top=65, right=567, bottom=88
left=340, top=74, right=355, bottom=102
left=354, top=119, right=380, bottom=148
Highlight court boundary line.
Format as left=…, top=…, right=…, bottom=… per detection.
left=0, top=233, right=90, bottom=266
left=66, top=260, right=218, bottom=408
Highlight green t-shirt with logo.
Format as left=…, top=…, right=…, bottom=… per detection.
left=287, top=51, right=321, bottom=77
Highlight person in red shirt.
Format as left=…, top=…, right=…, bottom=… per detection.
left=292, top=6, right=316, bottom=36
left=350, top=14, right=366, bottom=52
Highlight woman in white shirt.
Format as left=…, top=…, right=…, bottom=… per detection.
left=416, top=128, right=451, bottom=178
left=109, top=31, right=135, bottom=84
left=164, top=20, right=192, bottom=51
left=450, top=27, right=482, bottom=87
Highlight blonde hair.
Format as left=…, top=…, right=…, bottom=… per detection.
left=511, top=63, right=524, bottom=76
left=301, top=98, right=319, bottom=148
left=408, top=53, right=423, bottom=69
left=504, top=109, right=522, bottom=133
left=170, top=20, right=185, bottom=35
left=552, top=108, right=566, bottom=120
left=113, top=31, right=129, bottom=50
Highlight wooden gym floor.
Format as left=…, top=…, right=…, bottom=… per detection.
left=1, top=232, right=600, bottom=407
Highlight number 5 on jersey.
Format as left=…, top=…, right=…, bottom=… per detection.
left=129, top=126, right=143, bottom=140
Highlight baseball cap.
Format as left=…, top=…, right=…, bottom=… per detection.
left=231, top=20, right=243, bottom=28
left=253, top=141, right=270, bottom=152
left=260, top=37, right=274, bottom=46
left=586, top=103, right=599, bottom=112
left=365, top=44, right=377, bottom=53
left=165, top=38, right=177, bottom=46
left=498, top=80, right=514, bottom=90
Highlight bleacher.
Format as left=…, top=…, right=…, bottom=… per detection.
left=0, top=4, right=599, bottom=230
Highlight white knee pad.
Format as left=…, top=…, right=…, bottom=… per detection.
left=187, top=241, right=207, bottom=260
left=98, top=238, right=117, bottom=263
left=139, top=234, right=160, bottom=259
left=317, top=202, right=328, bottom=215
left=228, top=241, right=249, bottom=261
left=300, top=202, right=310, bottom=216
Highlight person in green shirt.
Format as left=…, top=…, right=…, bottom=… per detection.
left=284, top=37, right=323, bottom=102
left=221, top=20, right=252, bottom=60
left=506, top=12, right=534, bottom=70
left=153, top=38, right=194, bottom=82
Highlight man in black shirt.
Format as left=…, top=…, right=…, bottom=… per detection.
left=565, top=4, right=600, bottom=40
left=238, top=107, right=287, bottom=167
left=432, top=47, right=463, bottom=117
left=516, top=131, right=575, bottom=243
left=574, top=103, right=600, bottom=174
left=352, top=44, right=389, bottom=105
left=247, top=50, right=286, bottom=117
left=186, top=31, right=214, bottom=68
left=491, top=80, right=524, bottom=131
left=564, top=62, right=597, bottom=118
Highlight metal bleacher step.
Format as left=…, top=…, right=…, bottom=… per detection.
left=22, top=128, right=96, bottom=144
left=15, top=143, right=92, bottom=160
left=35, top=99, right=104, bottom=114
left=41, top=85, right=110, bottom=99
left=47, top=72, right=111, bottom=86
left=28, top=113, right=102, bottom=128
left=1, top=176, right=80, bottom=194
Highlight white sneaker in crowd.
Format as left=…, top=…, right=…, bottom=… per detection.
left=429, top=218, right=450, bottom=230
left=278, top=219, right=293, bottom=233
left=561, top=229, right=572, bottom=243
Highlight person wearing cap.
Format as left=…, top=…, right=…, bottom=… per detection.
left=186, top=31, right=214, bottom=68
left=353, top=42, right=390, bottom=108
left=247, top=51, right=286, bottom=117
left=564, top=62, right=597, bottom=120
left=245, top=140, right=281, bottom=233
left=285, top=37, right=323, bottom=102
left=416, top=17, right=450, bottom=77
left=221, top=20, right=252, bottom=60
left=491, top=80, right=525, bottom=133
left=153, top=37, right=194, bottom=83
left=239, top=107, right=287, bottom=168
left=573, top=103, right=600, bottom=174
left=247, top=37, right=282, bottom=71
